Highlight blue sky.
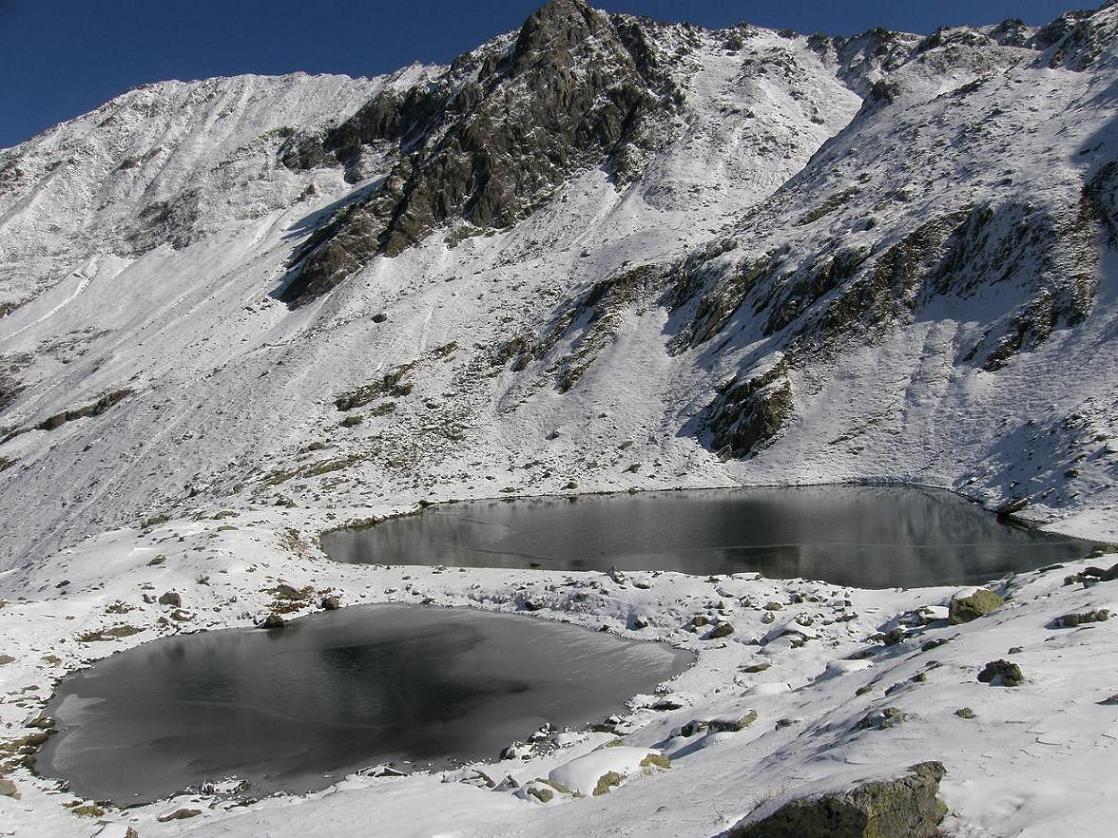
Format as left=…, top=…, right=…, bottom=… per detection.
left=0, top=0, right=1082, bottom=148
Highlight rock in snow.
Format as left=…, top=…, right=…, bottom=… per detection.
left=729, top=761, right=948, bottom=838
left=1, top=1, right=1118, bottom=836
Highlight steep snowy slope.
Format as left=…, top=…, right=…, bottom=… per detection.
left=0, top=4, right=882, bottom=567
left=0, top=72, right=384, bottom=311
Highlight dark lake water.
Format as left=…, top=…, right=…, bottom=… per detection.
left=321, top=487, right=1093, bottom=588
left=37, top=605, right=690, bottom=805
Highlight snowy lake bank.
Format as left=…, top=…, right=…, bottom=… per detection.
left=36, top=604, right=692, bottom=805
left=0, top=485, right=1112, bottom=837
left=321, top=486, right=1096, bottom=588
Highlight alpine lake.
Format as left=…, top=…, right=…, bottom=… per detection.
left=38, top=486, right=1095, bottom=805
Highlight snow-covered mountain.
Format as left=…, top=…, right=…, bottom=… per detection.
left=2, top=2, right=1118, bottom=836
left=2, top=1, right=1115, bottom=570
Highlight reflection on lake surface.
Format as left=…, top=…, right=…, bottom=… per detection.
left=37, top=605, right=690, bottom=805
left=322, top=486, right=1093, bottom=588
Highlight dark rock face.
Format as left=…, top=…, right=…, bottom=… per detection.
left=705, top=359, right=794, bottom=459
left=729, top=761, right=948, bottom=838
left=280, top=0, right=679, bottom=305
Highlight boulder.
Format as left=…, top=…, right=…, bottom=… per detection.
left=728, top=761, right=948, bottom=837
left=1052, top=609, right=1109, bottom=628
left=157, top=591, right=181, bottom=607
left=709, top=710, right=759, bottom=733
left=855, top=707, right=909, bottom=731
left=157, top=808, right=201, bottom=823
left=258, top=613, right=286, bottom=630
left=708, top=622, right=735, bottom=639
left=948, top=588, right=1004, bottom=624
left=978, top=659, right=1024, bottom=687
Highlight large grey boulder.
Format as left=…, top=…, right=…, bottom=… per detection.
left=728, top=761, right=948, bottom=838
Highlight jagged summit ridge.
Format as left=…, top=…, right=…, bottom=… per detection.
left=276, top=0, right=682, bottom=304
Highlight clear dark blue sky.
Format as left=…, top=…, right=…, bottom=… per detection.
left=1, top=0, right=1082, bottom=149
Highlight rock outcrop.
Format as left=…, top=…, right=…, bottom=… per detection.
left=728, top=761, right=948, bottom=838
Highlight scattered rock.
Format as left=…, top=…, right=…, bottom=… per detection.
left=1063, top=563, right=1118, bottom=586
left=708, top=710, right=759, bottom=733
left=708, top=622, right=735, bottom=639
left=593, top=770, right=623, bottom=796
left=855, top=707, right=909, bottom=731
left=78, top=625, right=143, bottom=642
left=0, top=778, right=19, bottom=799
left=320, top=595, right=342, bottom=611
left=1052, top=609, right=1110, bottom=628
left=949, top=588, right=1004, bottom=624
left=0, top=654, right=14, bottom=665
left=271, top=583, right=310, bottom=602
left=955, top=707, right=976, bottom=719
left=71, top=803, right=105, bottom=817
left=499, top=742, right=532, bottom=760
left=743, top=660, right=772, bottom=673
left=679, top=719, right=709, bottom=737
left=147, top=555, right=166, bottom=566
left=996, top=497, right=1030, bottom=517
left=978, top=659, right=1024, bottom=687
left=525, top=781, right=556, bottom=803
left=258, top=614, right=286, bottom=630
left=879, top=627, right=907, bottom=646
left=157, top=808, right=202, bottom=823
left=493, top=775, right=520, bottom=792
left=1097, top=694, right=1118, bottom=706
left=444, top=768, right=496, bottom=788
left=728, top=761, right=948, bottom=838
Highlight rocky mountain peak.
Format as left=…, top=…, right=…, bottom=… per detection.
left=277, top=0, right=678, bottom=304
left=513, top=0, right=601, bottom=66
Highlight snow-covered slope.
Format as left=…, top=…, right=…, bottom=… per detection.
left=1, top=3, right=1115, bottom=570
left=1, top=1, right=1117, bottom=836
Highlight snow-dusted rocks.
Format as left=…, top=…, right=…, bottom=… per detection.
left=948, top=587, right=1005, bottom=624
left=728, top=761, right=949, bottom=838
left=546, top=745, right=669, bottom=797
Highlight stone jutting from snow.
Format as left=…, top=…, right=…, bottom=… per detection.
left=948, top=588, right=1005, bottom=624
left=728, top=761, right=949, bottom=838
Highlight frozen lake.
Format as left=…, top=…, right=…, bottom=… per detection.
left=322, top=486, right=1094, bottom=588
left=37, top=605, right=691, bottom=805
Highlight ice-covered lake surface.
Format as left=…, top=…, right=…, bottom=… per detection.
left=322, top=487, right=1095, bottom=588
left=37, top=605, right=692, bottom=805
